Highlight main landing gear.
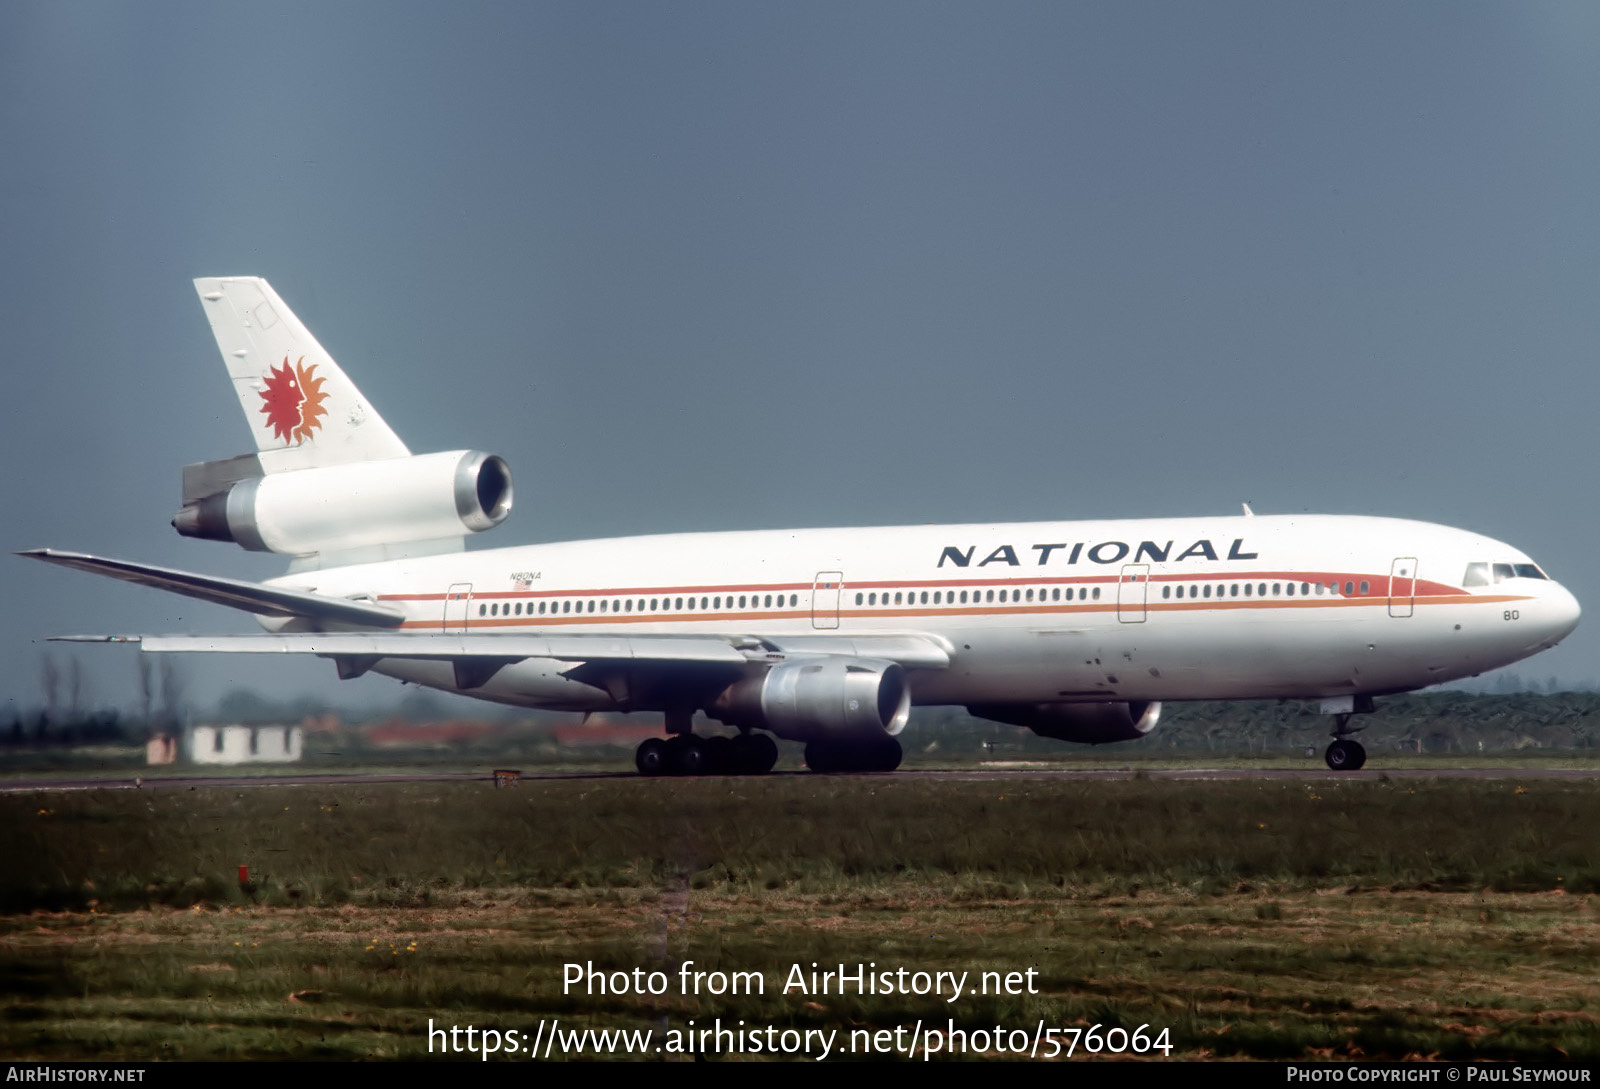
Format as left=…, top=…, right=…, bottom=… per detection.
left=1324, top=713, right=1367, bottom=771
left=635, top=732, right=779, bottom=777
left=804, top=735, right=902, bottom=773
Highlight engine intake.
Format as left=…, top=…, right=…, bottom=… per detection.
left=969, top=701, right=1162, bottom=745
left=174, top=449, right=512, bottom=557
left=709, top=657, right=911, bottom=742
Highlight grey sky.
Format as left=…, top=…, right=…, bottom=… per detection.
left=3, top=2, right=1597, bottom=715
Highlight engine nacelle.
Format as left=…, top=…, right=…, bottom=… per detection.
left=968, top=700, right=1162, bottom=745
left=709, top=657, right=911, bottom=742
left=173, top=449, right=512, bottom=557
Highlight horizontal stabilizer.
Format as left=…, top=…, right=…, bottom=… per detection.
left=18, top=549, right=405, bottom=629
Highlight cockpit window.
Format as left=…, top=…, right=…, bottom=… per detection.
left=1465, top=561, right=1548, bottom=586
left=1469, top=562, right=1551, bottom=584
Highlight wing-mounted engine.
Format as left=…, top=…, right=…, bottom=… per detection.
left=173, top=449, right=513, bottom=559
left=707, top=656, right=911, bottom=743
left=969, top=700, right=1162, bottom=745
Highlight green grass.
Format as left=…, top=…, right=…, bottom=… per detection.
left=1, top=777, right=1596, bottom=1060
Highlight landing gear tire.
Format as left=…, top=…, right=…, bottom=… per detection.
left=670, top=735, right=711, bottom=776
left=864, top=736, right=902, bottom=772
left=636, top=737, right=669, bottom=776
left=704, top=735, right=735, bottom=775
left=1325, top=738, right=1366, bottom=771
left=805, top=736, right=902, bottom=773
left=732, top=733, right=779, bottom=775
left=803, top=741, right=837, bottom=773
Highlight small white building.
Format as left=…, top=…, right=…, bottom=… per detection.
left=189, top=725, right=304, bottom=765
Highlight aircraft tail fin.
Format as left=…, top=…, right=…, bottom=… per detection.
left=193, top=278, right=409, bottom=472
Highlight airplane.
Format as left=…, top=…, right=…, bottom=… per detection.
left=22, top=277, right=1581, bottom=775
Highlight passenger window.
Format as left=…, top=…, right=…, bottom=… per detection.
left=1360, top=581, right=1369, bottom=595
left=1092, top=587, right=1101, bottom=600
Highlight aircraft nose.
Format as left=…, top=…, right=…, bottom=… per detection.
left=1538, top=583, right=1581, bottom=647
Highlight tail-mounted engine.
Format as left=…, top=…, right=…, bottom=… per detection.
left=968, top=700, right=1162, bottom=744
left=708, top=657, right=911, bottom=743
left=173, top=449, right=513, bottom=557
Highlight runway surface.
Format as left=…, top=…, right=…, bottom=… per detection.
left=4, top=765, right=1597, bottom=792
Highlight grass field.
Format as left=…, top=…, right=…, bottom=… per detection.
left=2, top=776, right=1596, bottom=1061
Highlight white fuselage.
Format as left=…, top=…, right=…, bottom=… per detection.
left=272, top=513, right=1580, bottom=713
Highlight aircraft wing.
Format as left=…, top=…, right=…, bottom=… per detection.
left=18, top=549, right=407, bottom=629
left=49, top=631, right=952, bottom=669
left=50, top=630, right=950, bottom=694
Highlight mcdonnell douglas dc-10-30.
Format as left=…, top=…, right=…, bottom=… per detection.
left=23, top=278, right=1580, bottom=773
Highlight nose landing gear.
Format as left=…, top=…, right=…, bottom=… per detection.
left=1325, top=736, right=1366, bottom=771
left=1324, top=711, right=1367, bottom=771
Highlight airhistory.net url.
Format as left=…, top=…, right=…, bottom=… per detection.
left=426, top=1018, right=1173, bottom=1060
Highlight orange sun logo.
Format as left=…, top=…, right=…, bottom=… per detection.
left=259, top=356, right=329, bottom=445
